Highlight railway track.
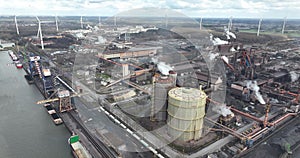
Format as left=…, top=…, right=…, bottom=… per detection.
left=68, top=111, right=117, bottom=158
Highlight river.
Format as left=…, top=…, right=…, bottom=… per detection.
left=0, top=51, right=73, bottom=158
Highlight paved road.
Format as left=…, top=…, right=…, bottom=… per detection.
left=71, top=77, right=153, bottom=157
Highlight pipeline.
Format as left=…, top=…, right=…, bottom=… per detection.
left=248, top=127, right=268, bottom=140
left=268, top=113, right=297, bottom=126
left=245, top=126, right=262, bottom=138
left=230, top=107, right=263, bottom=123
left=207, top=98, right=263, bottom=125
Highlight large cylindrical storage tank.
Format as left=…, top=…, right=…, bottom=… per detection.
left=167, top=87, right=207, bottom=142
left=151, top=75, right=174, bottom=121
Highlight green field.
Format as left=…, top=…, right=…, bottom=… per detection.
left=240, top=29, right=300, bottom=38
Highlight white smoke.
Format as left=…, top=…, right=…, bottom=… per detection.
left=157, top=62, right=173, bottom=75
left=209, top=53, right=219, bottom=60
left=212, top=104, right=234, bottom=117
left=226, top=30, right=236, bottom=39
left=151, top=58, right=173, bottom=75
left=230, top=46, right=236, bottom=52
left=151, top=58, right=158, bottom=64
left=245, top=80, right=266, bottom=105
left=290, top=71, right=299, bottom=82
left=221, top=56, right=229, bottom=64
left=224, top=27, right=236, bottom=39
left=210, top=33, right=229, bottom=45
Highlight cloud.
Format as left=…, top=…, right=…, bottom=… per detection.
left=0, top=0, right=299, bottom=18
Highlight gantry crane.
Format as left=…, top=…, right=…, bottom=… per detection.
left=36, top=90, right=85, bottom=113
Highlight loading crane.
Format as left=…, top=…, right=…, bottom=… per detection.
left=36, top=90, right=85, bottom=113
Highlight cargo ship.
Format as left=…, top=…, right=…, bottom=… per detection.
left=68, top=135, right=92, bottom=158
left=44, top=103, right=63, bottom=125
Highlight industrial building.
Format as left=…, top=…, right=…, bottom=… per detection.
left=4, top=14, right=300, bottom=158
left=99, top=46, right=161, bottom=59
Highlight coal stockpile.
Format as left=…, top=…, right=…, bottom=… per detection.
left=44, top=35, right=80, bottom=49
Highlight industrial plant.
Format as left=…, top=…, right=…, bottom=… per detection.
left=1, top=9, right=300, bottom=158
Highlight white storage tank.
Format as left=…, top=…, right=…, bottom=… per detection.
left=167, top=87, right=207, bottom=142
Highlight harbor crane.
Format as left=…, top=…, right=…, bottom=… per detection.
left=36, top=90, right=85, bottom=113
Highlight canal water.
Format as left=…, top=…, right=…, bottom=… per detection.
left=0, top=51, right=72, bottom=158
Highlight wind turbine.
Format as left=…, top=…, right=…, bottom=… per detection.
left=257, top=18, right=262, bottom=36
left=80, top=16, right=83, bottom=29
left=114, top=15, right=117, bottom=27
left=55, top=15, right=59, bottom=32
left=15, top=15, right=19, bottom=35
left=199, top=17, right=202, bottom=30
left=165, top=10, right=168, bottom=29
left=282, top=17, right=287, bottom=34
left=228, top=16, right=233, bottom=31
left=36, top=16, right=44, bottom=50
left=98, top=16, right=101, bottom=26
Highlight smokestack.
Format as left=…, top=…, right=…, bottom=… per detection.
left=257, top=18, right=262, bottom=36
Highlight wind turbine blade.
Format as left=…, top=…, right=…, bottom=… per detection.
left=37, top=22, right=40, bottom=38
left=55, top=16, right=59, bottom=32
left=15, top=15, right=19, bottom=35
left=199, top=17, right=202, bottom=30
left=282, top=16, right=287, bottom=34
left=39, top=24, right=44, bottom=50
left=36, top=16, right=40, bottom=22
left=164, top=9, right=168, bottom=29
left=114, top=15, right=116, bottom=26
left=80, top=16, right=83, bottom=29
left=257, top=18, right=262, bottom=36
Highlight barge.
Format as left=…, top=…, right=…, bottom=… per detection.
left=68, top=135, right=92, bottom=158
left=44, top=103, right=63, bottom=125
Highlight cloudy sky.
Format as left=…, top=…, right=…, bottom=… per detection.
left=1, top=0, right=300, bottom=19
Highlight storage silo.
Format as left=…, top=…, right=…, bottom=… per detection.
left=167, top=87, right=207, bottom=142
left=150, top=74, right=174, bottom=121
